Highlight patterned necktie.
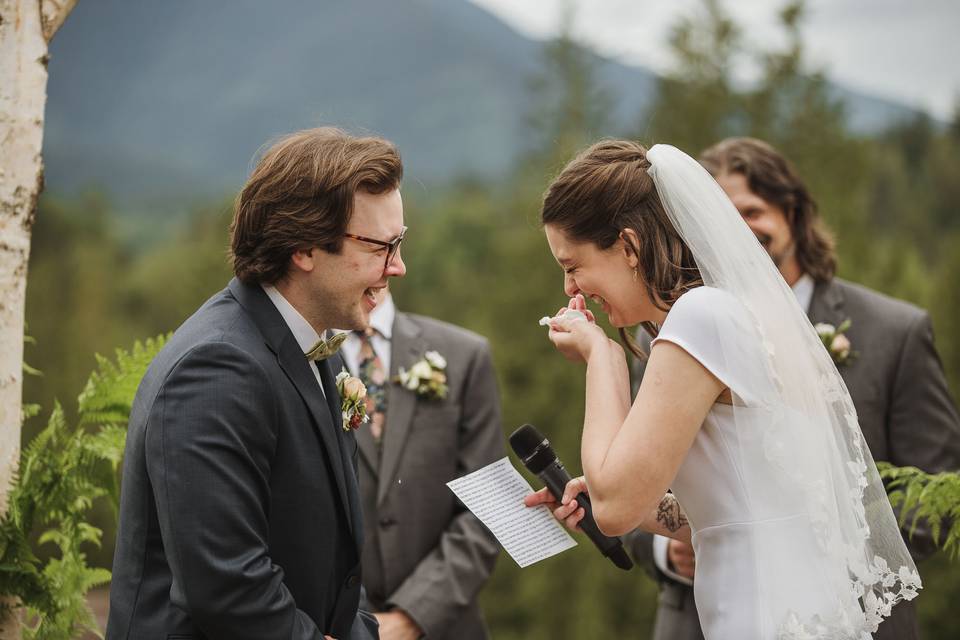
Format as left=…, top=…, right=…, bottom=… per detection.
left=305, top=331, right=348, bottom=361
left=355, top=328, right=388, bottom=444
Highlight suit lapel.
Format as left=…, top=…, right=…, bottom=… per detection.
left=807, top=278, right=856, bottom=390
left=808, top=278, right=846, bottom=327
left=319, top=356, right=363, bottom=548
left=377, top=312, right=423, bottom=506
left=228, top=279, right=355, bottom=538
left=355, top=396, right=380, bottom=476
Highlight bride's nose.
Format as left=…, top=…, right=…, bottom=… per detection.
left=563, top=273, right=580, bottom=297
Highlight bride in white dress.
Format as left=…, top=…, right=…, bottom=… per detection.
left=525, top=141, right=921, bottom=639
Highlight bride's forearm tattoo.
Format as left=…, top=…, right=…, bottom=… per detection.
left=656, top=494, right=689, bottom=532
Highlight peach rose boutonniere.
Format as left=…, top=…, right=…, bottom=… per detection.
left=336, top=369, right=369, bottom=431
left=815, top=319, right=856, bottom=367
left=395, top=350, right=448, bottom=400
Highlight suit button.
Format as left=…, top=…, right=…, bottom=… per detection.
left=346, top=574, right=360, bottom=589
left=379, top=516, right=396, bottom=528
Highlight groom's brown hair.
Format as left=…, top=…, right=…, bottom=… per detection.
left=230, top=127, right=403, bottom=284
left=700, top=137, right=837, bottom=283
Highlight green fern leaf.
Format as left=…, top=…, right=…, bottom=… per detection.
left=77, top=334, right=168, bottom=427
left=2, top=335, right=169, bottom=638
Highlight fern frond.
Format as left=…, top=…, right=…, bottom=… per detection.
left=23, top=334, right=40, bottom=378
left=878, top=462, right=960, bottom=560
left=82, top=425, right=127, bottom=470
left=77, top=334, right=168, bottom=427
left=3, top=334, right=169, bottom=638
left=23, top=362, right=42, bottom=377
left=22, top=404, right=41, bottom=422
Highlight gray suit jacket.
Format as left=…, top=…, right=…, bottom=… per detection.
left=107, top=279, right=377, bottom=640
left=357, top=312, right=504, bottom=639
left=625, top=278, right=960, bottom=640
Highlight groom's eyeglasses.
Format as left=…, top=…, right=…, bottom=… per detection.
left=342, top=226, right=407, bottom=270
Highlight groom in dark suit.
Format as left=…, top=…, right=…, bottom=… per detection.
left=628, top=137, right=960, bottom=640
left=107, top=128, right=406, bottom=639
left=341, top=287, right=503, bottom=639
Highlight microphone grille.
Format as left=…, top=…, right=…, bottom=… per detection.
left=509, top=423, right=547, bottom=459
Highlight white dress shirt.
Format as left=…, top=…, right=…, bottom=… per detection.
left=652, top=272, right=816, bottom=585
left=340, top=293, right=395, bottom=377
left=262, top=284, right=327, bottom=397
left=792, top=272, right=815, bottom=313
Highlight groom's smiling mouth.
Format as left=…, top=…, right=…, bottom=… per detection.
left=363, top=287, right=382, bottom=309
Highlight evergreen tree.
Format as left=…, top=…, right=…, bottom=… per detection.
left=524, top=0, right=616, bottom=172
left=640, top=0, right=743, bottom=151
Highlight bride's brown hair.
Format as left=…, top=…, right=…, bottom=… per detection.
left=541, top=139, right=703, bottom=358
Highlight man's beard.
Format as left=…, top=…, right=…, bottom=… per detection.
left=756, top=233, right=795, bottom=269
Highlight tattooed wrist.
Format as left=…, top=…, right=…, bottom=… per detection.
left=656, top=493, right=688, bottom=532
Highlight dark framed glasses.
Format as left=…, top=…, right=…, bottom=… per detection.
left=343, top=226, right=407, bottom=269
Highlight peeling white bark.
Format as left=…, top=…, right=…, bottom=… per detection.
left=0, top=1, right=75, bottom=635
left=40, top=0, right=75, bottom=41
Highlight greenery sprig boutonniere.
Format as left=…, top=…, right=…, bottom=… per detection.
left=396, top=350, right=448, bottom=400
left=815, top=319, right=855, bottom=367
left=336, top=369, right=369, bottom=431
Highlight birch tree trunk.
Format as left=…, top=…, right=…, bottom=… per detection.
left=0, top=1, right=76, bottom=636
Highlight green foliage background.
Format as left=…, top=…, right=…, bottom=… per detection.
left=22, top=1, right=960, bottom=637
left=5, top=337, right=165, bottom=639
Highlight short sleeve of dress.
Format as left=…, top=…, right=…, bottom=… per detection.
left=651, top=286, right=771, bottom=407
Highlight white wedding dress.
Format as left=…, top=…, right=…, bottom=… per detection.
left=655, top=286, right=849, bottom=638
left=643, top=144, right=921, bottom=639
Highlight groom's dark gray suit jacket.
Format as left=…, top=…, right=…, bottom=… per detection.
left=627, top=277, right=960, bottom=640
left=106, top=279, right=378, bottom=640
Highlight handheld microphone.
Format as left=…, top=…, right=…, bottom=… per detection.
left=510, top=424, right=633, bottom=571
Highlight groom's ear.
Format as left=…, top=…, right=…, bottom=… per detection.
left=289, top=248, right=316, bottom=274
left=618, top=229, right=641, bottom=269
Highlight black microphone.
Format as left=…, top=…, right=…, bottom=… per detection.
left=510, top=424, right=633, bottom=571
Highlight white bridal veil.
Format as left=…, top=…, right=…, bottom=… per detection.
left=646, top=144, right=921, bottom=638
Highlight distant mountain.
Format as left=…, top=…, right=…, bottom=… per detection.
left=42, top=0, right=926, bottom=203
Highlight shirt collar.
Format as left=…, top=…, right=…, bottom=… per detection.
left=366, top=292, right=395, bottom=339
left=261, top=284, right=322, bottom=355
left=791, top=272, right=815, bottom=313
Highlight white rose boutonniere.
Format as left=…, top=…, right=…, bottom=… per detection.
left=815, top=319, right=856, bottom=367
left=336, top=369, right=369, bottom=431
left=396, top=350, right=448, bottom=400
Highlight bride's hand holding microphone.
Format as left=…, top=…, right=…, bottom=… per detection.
left=523, top=476, right=590, bottom=532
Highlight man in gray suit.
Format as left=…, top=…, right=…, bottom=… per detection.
left=627, top=137, right=960, bottom=640
left=108, top=128, right=405, bottom=639
left=340, top=287, right=503, bottom=640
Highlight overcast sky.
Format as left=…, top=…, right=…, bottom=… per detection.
left=469, top=0, right=959, bottom=120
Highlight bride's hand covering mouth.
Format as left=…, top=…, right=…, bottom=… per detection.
left=540, top=294, right=609, bottom=362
